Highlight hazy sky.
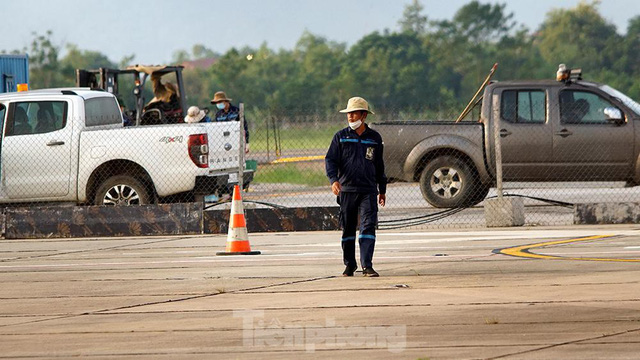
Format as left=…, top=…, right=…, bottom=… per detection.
left=1, top=0, right=638, bottom=65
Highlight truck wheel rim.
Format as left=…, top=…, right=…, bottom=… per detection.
left=103, top=184, right=140, bottom=205
left=430, top=167, right=462, bottom=199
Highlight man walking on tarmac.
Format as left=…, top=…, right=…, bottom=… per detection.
left=325, top=97, right=387, bottom=277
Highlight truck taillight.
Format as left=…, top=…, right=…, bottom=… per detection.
left=188, top=134, right=209, bottom=168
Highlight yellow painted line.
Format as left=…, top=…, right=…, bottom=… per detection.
left=496, top=235, right=640, bottom=262
left=271, top=155, right=324, bottom=164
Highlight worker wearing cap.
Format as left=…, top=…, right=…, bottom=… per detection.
left=211, top=91, right=250, bottom=154
left=325, top=97, right=387, bottom=277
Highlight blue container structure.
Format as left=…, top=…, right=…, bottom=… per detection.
left=0, top=54, right=29, bottom=93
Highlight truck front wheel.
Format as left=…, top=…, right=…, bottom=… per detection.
left=94, top=175, right=151, bottom=206
left=419, top=156, right=484, bottom=208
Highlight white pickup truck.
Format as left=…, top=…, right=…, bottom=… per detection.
left=0, top=88, right=248, bottom=205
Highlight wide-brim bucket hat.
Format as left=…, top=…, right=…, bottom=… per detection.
left=339, top=96, right=374, bottom=114
left=211, top=91, right=232, bottom=104
left=185, top=106, right=206, bottom=123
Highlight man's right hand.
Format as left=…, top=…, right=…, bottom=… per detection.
left=331, top=181, right=341, bottom=195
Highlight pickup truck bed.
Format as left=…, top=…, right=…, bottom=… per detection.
left=373, top=121, right=489, bottom=208
left=373, top=121, right=486, bottom=183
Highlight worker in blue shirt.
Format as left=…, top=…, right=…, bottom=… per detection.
left=210, top=91, right=250, bottom=154
left=325, top=97, right=387, bottom=277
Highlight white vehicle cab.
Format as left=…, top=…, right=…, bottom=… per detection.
left=0, top=88, right=233, bottom=205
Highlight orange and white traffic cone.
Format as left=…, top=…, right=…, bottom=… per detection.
left=216, top=185, right=261, bottom=256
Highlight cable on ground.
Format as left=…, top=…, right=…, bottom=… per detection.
left=377, top=193, right=575, bottom=230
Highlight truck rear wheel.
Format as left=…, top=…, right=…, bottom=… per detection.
left=419, top=156, right=485, bottom=208
left=94, top=175, right=151, bottom=206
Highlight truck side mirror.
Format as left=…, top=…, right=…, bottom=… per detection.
left=604, top=107, right=624, bottom=125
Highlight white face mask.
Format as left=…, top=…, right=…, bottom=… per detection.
left=348, top=120, right=362, bottom=130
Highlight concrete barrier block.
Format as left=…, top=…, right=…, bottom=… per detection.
left=204, top=206, right=340, bottom=233
left=574, top=202, right=640, bottom=224
left=484, top=197, right=525, bottom=227
left=5, top=203, right=202, bottom=239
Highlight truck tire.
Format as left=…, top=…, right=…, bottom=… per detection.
left=94, top=175, right=151, bottom=206
left=419, top=156, right=484, bottom=208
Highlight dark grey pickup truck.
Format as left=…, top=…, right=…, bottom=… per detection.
left=373, top=77, right=640, bottom=208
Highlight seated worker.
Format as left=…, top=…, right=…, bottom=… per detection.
left=562, top=98, right=590, bottom=124
left=210, top=91, right=250, bottom=153
left=13, top=107, right=32, bottom=135
left=572, top=99, right=590, bottom=123
left=35, top=107, right=56, bottom=134
left=143, top=73, right=181, bottom=123
left=184, top=106, right=211, bottom=123
left=117, top=96, right=134, bottom=127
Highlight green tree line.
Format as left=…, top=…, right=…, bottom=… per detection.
left=4, top=1, right=640, bottom=120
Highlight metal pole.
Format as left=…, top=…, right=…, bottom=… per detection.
left=456, top=63, right=498, bottom=123
left=492, top=94, right=503, bottom=198
left=266, top=116, right=270, bottom=163
left=134, top=73, right=145, bottom=126
left=238, top=103, right=245, bottom=193
left=273, top=115, right=281, bottom=158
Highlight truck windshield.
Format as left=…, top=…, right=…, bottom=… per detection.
left=600, top=85, right=640, bottom=116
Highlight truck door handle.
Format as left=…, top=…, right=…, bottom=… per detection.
left=46, top=140, right=65, bottom=146
left=555, top=129, right=573, bottom=138
left=223, top=131, right=230, bottom=137
left=499, top=129, right=512, bottom=137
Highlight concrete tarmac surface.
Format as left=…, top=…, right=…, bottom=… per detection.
left=1, top=226, right=640, bottom=359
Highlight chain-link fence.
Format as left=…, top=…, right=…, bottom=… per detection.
left=238, top=83, right=640, bottom=229
left=1, top=82, right=639, bottom=230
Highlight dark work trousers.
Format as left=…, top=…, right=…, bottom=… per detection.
left=339, top=191, right=378, bottom=269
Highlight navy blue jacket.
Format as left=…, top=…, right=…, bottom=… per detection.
left=325, top=124, right=387, bottom=194
left=213, top=104, right=250, bottom=143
